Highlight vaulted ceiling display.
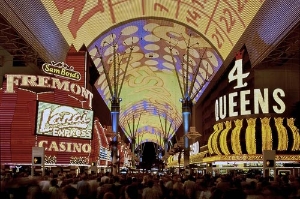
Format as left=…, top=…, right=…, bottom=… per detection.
left=88, top=19, right=222, bottom=146
left=38, top=0, right=265, bottom=146
left=41, top=0, right=264, bottom=59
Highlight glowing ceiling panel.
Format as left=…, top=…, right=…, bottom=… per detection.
left=88, top=19, right=222, bottom=146
left=40, top=0, right=265, bottom=146
left=41, top=0, right=265, bottom=60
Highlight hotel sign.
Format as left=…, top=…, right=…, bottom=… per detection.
left=42, top=61, right=81, bottom=81
left=38, top=140, right=91, bottom=153
left=4, top=74, right=93, bottom=107
left=36, top=101, right=93, bottom=139
left=215, top=50, right=286, bottom=121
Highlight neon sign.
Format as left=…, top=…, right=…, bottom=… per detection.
left=38, top=140, right=91, bottom=153
left=42, top=61, right=81, bottom=81
left=215, top=51, right=286, bottom=121
left=36, top=101, right=93, bottom=139
left=4, top=74, right=93, bottom=107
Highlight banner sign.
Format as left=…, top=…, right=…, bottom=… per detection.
left=36, top=101, right=94, bottom=139
left=42, top=61, right=81, bottom=81
left=215, top=50, right=286, bottom=121
left=38, top=140, right=91, bottom=153
left=4, top=74, right=93, bottom=107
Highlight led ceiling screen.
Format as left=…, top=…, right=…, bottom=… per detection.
left=88, top=19, right=222, bottom=145
left=39, top=0, right=265, bottom=146
left=41, top=0, right=265, bottom=60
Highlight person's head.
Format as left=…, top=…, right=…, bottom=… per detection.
left=126, top=177, right=133, bottom=185
left=132, top=177, right=137, bottom=184
left=210, top=188, right=223, bottom=199
left=289, top=174, right=295, bottom=182
left=62, top=185, right=78, bottom=199
left=50, top=178, right=58, bottom=186
left=172, top=175, right=177, bottom=181
left=200, top=181, right=208, bottom=190
left=126, top=185, right=138, bottom=199
left=142, top=175, right=148, bottom=184
left=104, top=177, right=110, bottom=184
left=147, top=180, right=154, bottom=188
left=113, top=175, right=120, bottom=183
left=103, top=192, right=116, bottom=199
left=222, top=188, right=246, bottom=199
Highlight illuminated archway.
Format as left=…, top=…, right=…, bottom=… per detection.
left=40, top=0, right=265, bottom=146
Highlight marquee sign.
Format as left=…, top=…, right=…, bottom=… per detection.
left=215, top=50, right=286, bottom=121
left=36, top=101, right=94, bottom=139
left=38, top=140, right=91, bottom=153
left=42, top=61, right=81, bottom=81
left=4, top=74, right=93, bottom=107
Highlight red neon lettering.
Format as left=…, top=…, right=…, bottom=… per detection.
left=191, top=0, right=205, bottom=9
left=53, top=0, right=104, bottom=38
left=186, top=10, right=201, bottom=27
left=237, top=0, right=248, bottom=13
left=154, top=3, right=169, bottom=12
left=212, top=28, right=224, bottom=49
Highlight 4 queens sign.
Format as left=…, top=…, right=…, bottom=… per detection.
left=36, top=101, right=94, bottom=139
left=215, top=50, right=286, bottom=121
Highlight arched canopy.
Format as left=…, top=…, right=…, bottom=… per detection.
left=40, top=0, right=264, bottom=60
left=39, top=0, right=264, bottom=146
left=88, top=19, right=222, bottom=146
left=4, top=0, right=298, bottom=147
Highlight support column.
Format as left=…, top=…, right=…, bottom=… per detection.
left=182, top=99, right=192, bottom=169
left=131, top=138, right=136, bottom=168
left=111, top=98, right=120, bottom=176
left=164, top=138, right=168, bottom=156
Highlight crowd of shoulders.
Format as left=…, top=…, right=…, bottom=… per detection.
left=1, top=170, right=300, bottom=199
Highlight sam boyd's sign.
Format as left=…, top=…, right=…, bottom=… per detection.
left=42, top=61, right=81, bottom=81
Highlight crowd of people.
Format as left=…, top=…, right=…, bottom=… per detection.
left=1, top=170, right=300, bottom=199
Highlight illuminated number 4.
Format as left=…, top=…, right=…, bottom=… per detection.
left=228, top=52, right=249, bottom=89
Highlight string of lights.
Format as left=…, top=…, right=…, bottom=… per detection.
left=246, top=118, right=256, bottom=154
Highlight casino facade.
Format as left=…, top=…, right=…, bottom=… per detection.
left=0, top=46, right=130, bottom=174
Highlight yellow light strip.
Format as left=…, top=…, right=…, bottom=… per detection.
left=274, top=117, right=288, bottom=151
left=261, top=117, right=272, bottom=150
left=231, top=119, right=243, bottom=154
left=287, top=118, right=300, bottom=151
left=190, top=151, right=208, bottom=163
left=167, top=151, right=208, bottom=166
left=208, top=124, right=218, bottom=154
left=181, top=117, right=300, bottom=168
left=167, top=153, right=300, bottom=166
left=220, top=121, right=231, bottom=155
left=246, top=118, right=256, bottom=154
left=212, top=123, right=223, bottom=155
left=202, top=154, right=300, bottom=162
